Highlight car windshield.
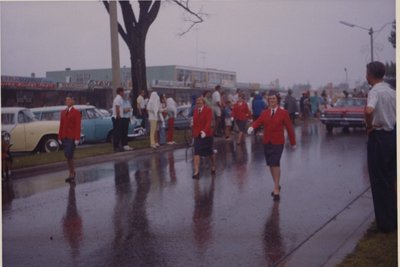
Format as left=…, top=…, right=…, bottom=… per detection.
left=2, top=113, right=15, bottom=125
left=334, top=98, right=366, bottom=107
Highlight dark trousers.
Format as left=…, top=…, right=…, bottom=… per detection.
left=367, top=129, right=397, bottom=232
left=121, top=118, right=130, bottom=146
left=112, top=117, right=123, bottom=150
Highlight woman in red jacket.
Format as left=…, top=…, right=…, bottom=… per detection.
left=248, top=91, right=296, bottom=201
left=192, top=97, right=216, bottom=179
left=58, top=96, right=82, bottom=183
left=232, top=93, right=251, bottom=145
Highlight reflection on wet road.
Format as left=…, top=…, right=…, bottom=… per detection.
left=3, top=122, right=370, bottom=266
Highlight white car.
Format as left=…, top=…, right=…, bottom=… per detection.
left=1, top=107, right=65, bottom=153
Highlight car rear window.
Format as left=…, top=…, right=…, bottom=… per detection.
left=1, top=113, right=15, bottom=125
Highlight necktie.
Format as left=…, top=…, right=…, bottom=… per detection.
left=198, top=108, right=202, bottom=115
left=271, top=109, right=275, bottom=117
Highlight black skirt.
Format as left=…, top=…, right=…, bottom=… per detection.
left=194, top=137, right=214, bottom=157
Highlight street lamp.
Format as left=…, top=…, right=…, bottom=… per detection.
left=339, top=20, right=392, bottom=62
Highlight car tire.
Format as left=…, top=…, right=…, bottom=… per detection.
left=41, top=135, right=61, bottom=153
left=326, top=125, right=333, bottom=133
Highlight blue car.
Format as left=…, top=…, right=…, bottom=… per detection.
left=32, top=105, right=145, bottom=144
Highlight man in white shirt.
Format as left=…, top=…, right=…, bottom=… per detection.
left=112, top=87, right=125, bottom=152
left=364, top=61, right=396, bottom=233
left=211, top=85, right=222, bottom=136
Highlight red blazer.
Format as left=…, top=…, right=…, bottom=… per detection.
left=232, top=101, right=251, bottom=120
left=192, top=105, right=213, bottom=138
left=58, top=107, right=82, bottom=141
left=252, top=107, right=296, bottom=145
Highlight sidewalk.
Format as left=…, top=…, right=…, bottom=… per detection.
left=278, top=188, right=374, bottom=267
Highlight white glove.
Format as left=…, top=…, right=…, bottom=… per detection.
left=200, top=131, right=206, bottom=139
left=58, top=140, right=62, bottom=145
left=247, top=127, right=254, bottom=135
left=74, top=140, right=80, bottom=146
left=231, top=117, right=234, bottom=121
left=291, top=145, right=297, bottom=150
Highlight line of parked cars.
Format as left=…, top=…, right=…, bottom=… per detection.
left=1, top=105, right=146, bottom=153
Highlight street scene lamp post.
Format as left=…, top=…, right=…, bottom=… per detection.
left=339, top=20, right=392, bottom=63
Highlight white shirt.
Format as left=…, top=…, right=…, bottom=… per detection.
left=122, top=99, right=132, bottom=119
left=367, top=82, right=396, bottom=131
left=112, top=94, right=123, bottom=118
left=137, top=95, right=145, bottom=109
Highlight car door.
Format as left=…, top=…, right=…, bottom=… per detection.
left=80, top=109, right=96, bottom=142
left=11, top=110, right=31, bottom=151
left=88, top=108, right=113, bottom=142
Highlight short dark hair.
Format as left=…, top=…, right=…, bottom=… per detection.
left=116, top=87, right=124, bottom=94
left=367, top=61, right=386, bottom=79
left=215, top=85, right=221, bottom=91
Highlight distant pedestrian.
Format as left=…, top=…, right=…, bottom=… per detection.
left=247, top=90, right=296, bottom=201
left=166, top=97, right=178, bottom=144
left=58, top=96, right=82, bottom=183
left=112, top=87, right=125, bottom=152
left=137, top=90, right=147, bottom=129
left=224, top=101, right=233, bottom=140
left=252, top=92, right=266, bottom=134
left=284, top=89, right=298, bottom=124
left=192, top=97, right=216, bottom=179
left=232, top=93, right=251, bottom=145
left=364, top=61, right=397, bottom=233
left=159, top=94, right=168, bottom=145
left=121, top=93, right=134, bottom=151
left=147, top=92, right=161, bottom=149
left=211, top=85, right=223, bottom=137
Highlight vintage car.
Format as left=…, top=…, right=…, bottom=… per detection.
left=1, top=107, right=71, bottom=153
left=32, top=105, right=145, bottom=144
left=320, top=98, right=366, bottom=133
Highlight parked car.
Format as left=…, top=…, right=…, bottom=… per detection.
left=1, top=107, right=69, bottom=153
left=32, top=105, right=145, bottom=143
left=320, top=98, right=366, bottom=133
left=173, top=105, right=192, bottom=130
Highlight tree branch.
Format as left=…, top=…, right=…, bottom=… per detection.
left=172, top=0, right=205, bottom=36
left=102, top=1, right=129, bottom=44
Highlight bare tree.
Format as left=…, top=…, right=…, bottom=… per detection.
left=103, top=0, right=204, bottom=114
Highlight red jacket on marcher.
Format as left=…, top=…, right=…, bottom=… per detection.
left=232, top=101, right=251, bottom=120
left=58, top=107, right=82, bottom=141
left=252, top=107, right=296, bottom=145
left=192, top=105, right=213, bottom=138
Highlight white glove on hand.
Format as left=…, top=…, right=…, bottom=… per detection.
left=247, top=127, right=254, bottom=135
left=200, top=131, right=206, bottom=139
left=74, top=140, right=80, bottom=146
left=231, top=117, right=234, bottom=121
left=58, top=140, right=62, bottom=145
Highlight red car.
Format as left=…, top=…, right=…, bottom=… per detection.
left=320, top=98, right=366, bottom=133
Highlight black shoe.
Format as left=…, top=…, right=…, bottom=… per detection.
left=273, top=194, right=280, bottom=201
left=192, top=173, right=200, bottom=179
left=65, top=177, right=75, bottom=183
left=271, top=186, right=282, bottom=196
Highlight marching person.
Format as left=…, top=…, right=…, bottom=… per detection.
left=364, top=61, right=397, bottom=233
left=192, top=97, right=216, bottom=179
left=248, top=90, right=296, bottom=201
left=58, top=96, right=82, bottom=183
left=232, top=93, right=251, bottom=145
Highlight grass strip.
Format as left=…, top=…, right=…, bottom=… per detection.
left=338, top=223, right=397, bottom=267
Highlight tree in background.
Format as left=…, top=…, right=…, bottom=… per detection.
left=103, top=0, right=204, bottom=114
left=388, top=20, right=395, bottom=48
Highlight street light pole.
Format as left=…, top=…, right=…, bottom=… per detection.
left=339, top=21, right=392, bottom=63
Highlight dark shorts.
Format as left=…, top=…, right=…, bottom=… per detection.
left=62, top=138, right=76, bottom=159
left=263, top=144, right=284, bottom=167
left=194, top=137, right=214, bottom=157
left=236, top=120, right=247, bottom=133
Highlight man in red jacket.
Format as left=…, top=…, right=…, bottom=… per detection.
left=192, top=97, right=216, bottom=179
left=58, top=96, right=82, bottom=183
left=232, top=93, right=251, bottom=145
left=248, top=91, right=296, bottom=201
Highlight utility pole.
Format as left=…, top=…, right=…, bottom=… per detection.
left=109, top=1, right=121, bottom=102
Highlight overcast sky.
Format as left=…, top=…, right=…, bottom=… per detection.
left=1, top=0, right=396, bottom=88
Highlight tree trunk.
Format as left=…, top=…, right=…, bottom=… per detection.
left=129, top=35, right=147, bottom=116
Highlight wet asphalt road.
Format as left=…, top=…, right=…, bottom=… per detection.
left=2, top=122, right=371, bottom=267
